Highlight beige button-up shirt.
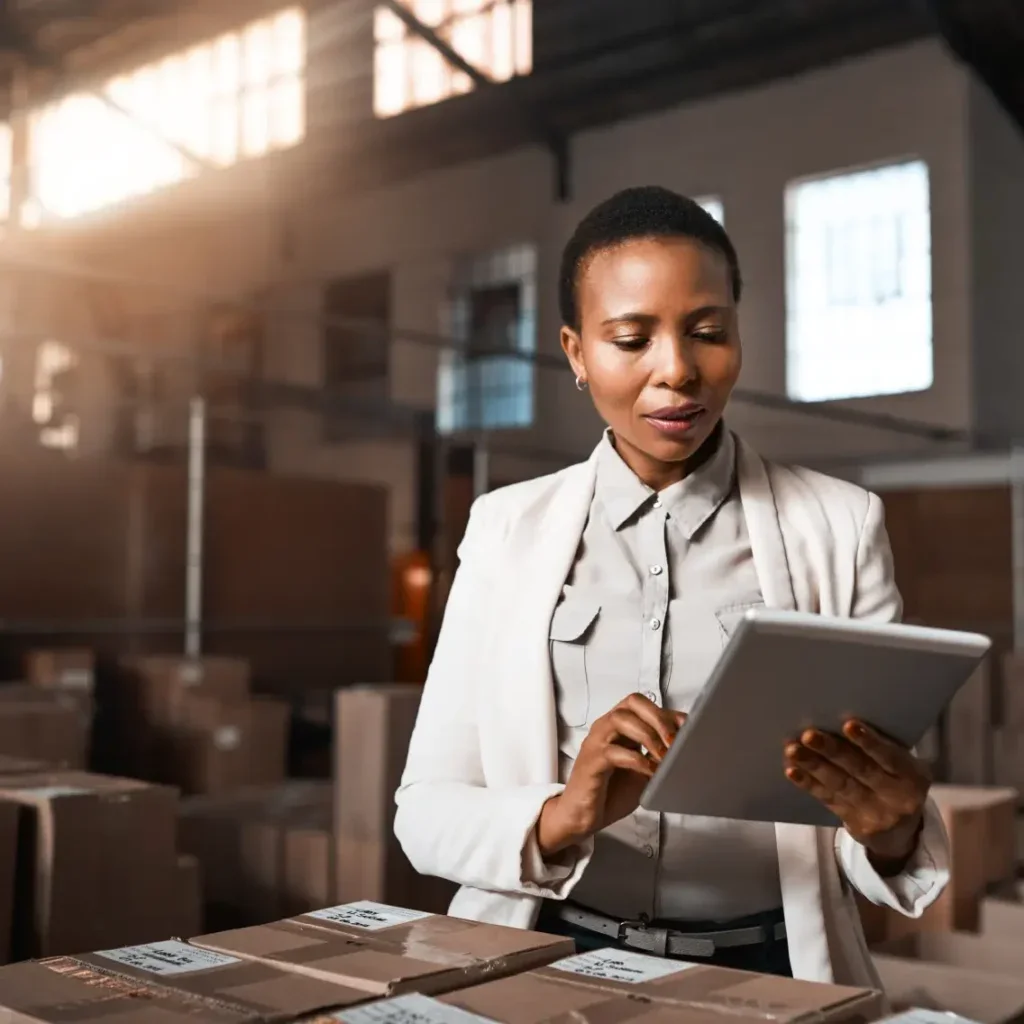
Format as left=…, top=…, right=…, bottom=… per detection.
left=547, top=428, right=782, bottom=923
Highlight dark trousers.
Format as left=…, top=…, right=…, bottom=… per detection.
left=537, top=903, right=793, bottom=978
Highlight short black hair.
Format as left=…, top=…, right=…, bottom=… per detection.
left=558, top=185, right=743, bottom=331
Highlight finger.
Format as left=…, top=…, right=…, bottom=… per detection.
left=606, top=710, right=670, bottom=760
left=785, top=765, right=848, bottom=816
left=605, top=745, right=657, bottom=778
left=622, top=693, right=679, bottom=750
left=800, top=730, right=891, bottom=792
left=785, top=744, right=874, bottom=808
left=842, top=720, right=917, bottom=777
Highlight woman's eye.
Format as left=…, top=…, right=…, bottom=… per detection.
left=612, top=337, right=648, bottom=350
left=693, top=327, right=727, bottom=342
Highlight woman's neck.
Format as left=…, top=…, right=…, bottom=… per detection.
left=610, top=421, right=724, bottom=492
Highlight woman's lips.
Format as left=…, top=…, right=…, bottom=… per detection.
left=643, top=406, right=705, bottom=437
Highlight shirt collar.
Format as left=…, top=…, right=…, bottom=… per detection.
left=595, top=425, right=736, bottom=539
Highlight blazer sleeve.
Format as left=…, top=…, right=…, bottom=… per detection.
left=834, top=492, right=952, bottom=917
left=394, top=495, right=593, bottom=898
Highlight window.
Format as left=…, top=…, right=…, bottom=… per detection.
left=437, top=244, right=536, bottom=432
left=26, top=6, right=305, bottom=222
left=374, top=0, right=532, bottom=118
left=785, top=160, right=932, bottom=403
left=33, top=341, right=80, bottom=451
left=696, top=195, right=724, bottom=225
left=0, top=122, right=11, bottom=222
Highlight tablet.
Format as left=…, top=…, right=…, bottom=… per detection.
left=640, top=610, right=991, bottom=827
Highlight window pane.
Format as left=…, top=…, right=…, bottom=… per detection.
left=242, top=89, right=271, bottom=158
left=26, top=7, right=306, bottom=222
left=272, top=8, right=306, bottom=76
left=375, top=0, right=532, bottom=117
left=270, top=78, right=304, bottom=148
left=244, top=21, right=273, bottom=87
left=785, top=160, right=932, bottom=402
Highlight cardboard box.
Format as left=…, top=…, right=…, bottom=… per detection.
left=284, top=818, right=334, bottom=916
left=18, top=943, right=380, bottom=1022
left=170, top=695, right=290, bottom=795
left=192, top=903, right=574, bottom=997
left=439, top=948, right=883, bottom=1024
left=0, top=690, right=90, bottom=769
left=25, top=648, right=95, bottom=694
left=174, top=853, right=204, bottom=939
left=0, top=771, right=180, bottom=958
left=874, top=953, right=1024, bottom=1024
left=114, top=655, right=253, bottom=781
left=982, top=882, right=1024, bottom=940
left=877, top=931, right=1024, bottom=978
left=334, top=685, right=421, bottom=906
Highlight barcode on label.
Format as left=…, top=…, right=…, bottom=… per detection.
left=308, top=901, right=433, bottom=931
left=333, top=994, right=497, bottom=1024
left=95, top=941, right=242, bottom=976
left=551, top=949, right=694, bottom=984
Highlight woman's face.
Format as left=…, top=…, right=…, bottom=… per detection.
left=561, top=236, right=741, bottom=484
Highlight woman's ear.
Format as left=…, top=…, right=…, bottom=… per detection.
left=560, top=326, right=586, bottom=383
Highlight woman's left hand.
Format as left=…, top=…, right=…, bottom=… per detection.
left=783, top=720, right=930, bottom=871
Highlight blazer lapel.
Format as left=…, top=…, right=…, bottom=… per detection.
left=494, top=455, right=598, bottom=785
left=736, top=435, right=797, bottom=612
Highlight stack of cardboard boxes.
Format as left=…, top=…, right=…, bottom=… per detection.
left=0, top=899, right=897, bottom=1024
left=113, top=654, right=289, bottom=794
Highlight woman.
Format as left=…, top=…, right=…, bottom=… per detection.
left=395, top=186, right=949, bottom=987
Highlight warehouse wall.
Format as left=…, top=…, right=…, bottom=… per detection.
left=968, top=78, right=1024, bottom=445
left=6, top=39, right=988, bottom=553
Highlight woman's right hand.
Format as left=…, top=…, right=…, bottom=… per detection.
left=536, top=693, right=686, bottom=856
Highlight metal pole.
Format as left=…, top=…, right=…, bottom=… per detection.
left=185, top=396, right=207, bottom=658
left=1012, top=446, right=1024, bottom=652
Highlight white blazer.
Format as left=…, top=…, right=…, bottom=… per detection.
left=395, top=434, right=949, bottom=989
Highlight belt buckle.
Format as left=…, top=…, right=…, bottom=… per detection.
left=619, top=918, right=670, bottom=957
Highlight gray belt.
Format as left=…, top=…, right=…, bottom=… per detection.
left=556, top=903, right=786, bottom=959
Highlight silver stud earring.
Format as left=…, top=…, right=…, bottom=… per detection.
left=575, top=376, right=588, bottom=392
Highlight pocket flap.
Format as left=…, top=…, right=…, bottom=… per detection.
left=549, top=598, right=601, bottom=643
left=716, top=602, right=765, bottom=638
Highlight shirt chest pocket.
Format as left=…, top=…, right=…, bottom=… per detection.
left=549, top=597, right=600, bottom=728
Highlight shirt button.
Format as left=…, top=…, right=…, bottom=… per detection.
left=643, top=845, right=655, bottom=859
left=649, top=565, right=663, bottom=576
left=653, top=499, right=662, bottom=509
left=643, top=690, right=658, bottom=703
left=650, top=618, right=661, bottom=631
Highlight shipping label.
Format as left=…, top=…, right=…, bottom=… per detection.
left=308, top=901, right=433, bottom=931
left=551, top=948, right=695, bottom=984
left=95, top=940, right=242, bottom=976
